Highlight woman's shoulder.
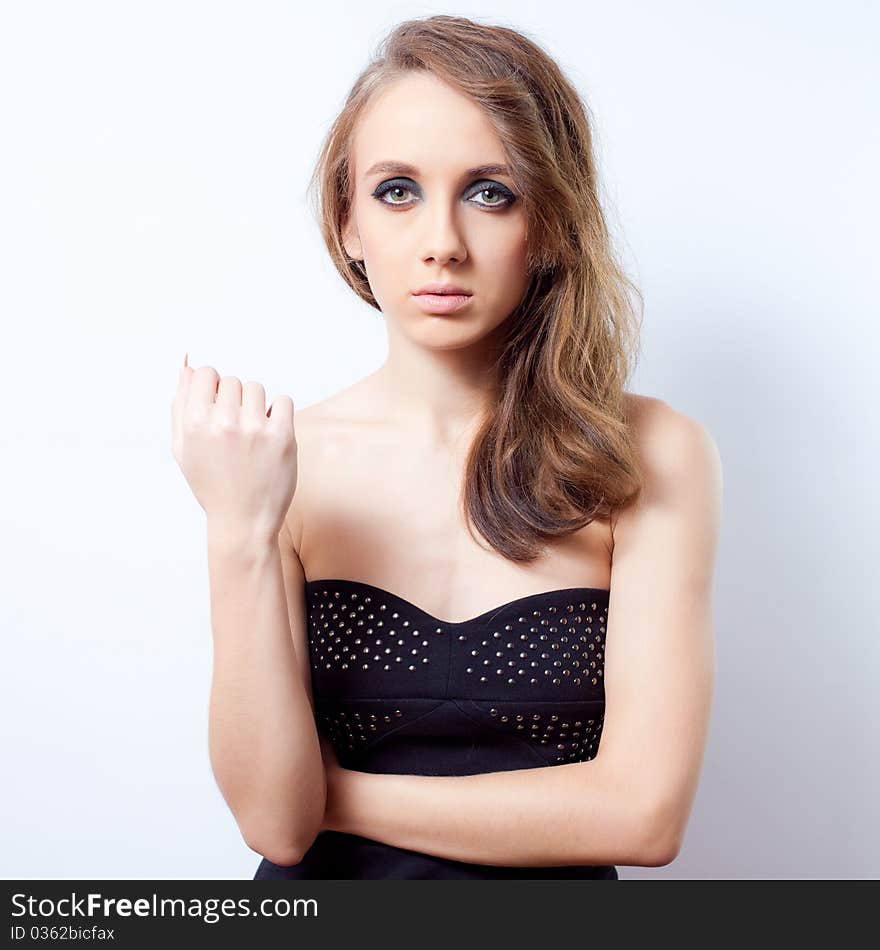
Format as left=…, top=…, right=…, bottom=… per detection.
left=624, top=390, right=717, bottom=450
left=284, top=385, right=374, bottom=550
left=622, top=390, right=722, bottom=509
left=292, top=379, right=376, bottom=441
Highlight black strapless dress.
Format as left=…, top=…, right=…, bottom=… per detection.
left=254, top=578, right=616, bottom=880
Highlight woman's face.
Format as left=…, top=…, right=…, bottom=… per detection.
left=342, top=72, right=531, bottom=350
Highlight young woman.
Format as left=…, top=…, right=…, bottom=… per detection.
left=171, top=15, right=722, bottom=880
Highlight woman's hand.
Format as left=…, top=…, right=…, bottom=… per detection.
left=171, top=355, right=298, bottom=543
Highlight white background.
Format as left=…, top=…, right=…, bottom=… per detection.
left=1, top=0, right=877, bottom=879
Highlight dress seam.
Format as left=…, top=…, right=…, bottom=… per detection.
left=447, top=698, right=549, bottom=768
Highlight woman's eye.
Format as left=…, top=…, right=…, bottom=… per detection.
left=466, top=184, right=515, bottom=208
left=372, top=181, right=416, bottom=206
left=373, top=182, right=415, bottom=205
left=371, top=179, right=517, bottom=210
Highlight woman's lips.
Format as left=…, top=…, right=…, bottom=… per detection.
left=412, top=293, right=473, bottom=314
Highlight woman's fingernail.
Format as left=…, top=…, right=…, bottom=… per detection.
left=183, top=352, right=188, bottom=368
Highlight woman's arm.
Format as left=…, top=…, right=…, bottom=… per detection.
left=324, top=754, right=659, bottom=867
left=207, top=517, right=326, bottom=865
left=322, top=399, right=722, bottom=868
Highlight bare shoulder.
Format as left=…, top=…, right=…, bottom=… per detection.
left=623, top=391, right=715, bottom=442
left=288, top=389, right=363, bottom=467
left=284, top=384, right=371, bottom=551
left=291, top=392, right=347, bottom=434
left=615, top=392, right=723, bottom=534
left=292, top=378, right=374, bottom=437
left=623, top=392, right=722, bottom=488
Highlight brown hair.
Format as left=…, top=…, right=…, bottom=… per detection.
left=306, top=14, right=645, bottom=561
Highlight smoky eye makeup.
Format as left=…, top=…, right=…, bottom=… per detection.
left=370, top=178, right=518, bottom=210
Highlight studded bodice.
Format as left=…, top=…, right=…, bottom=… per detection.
left=253, top=577, right=617, bottom=881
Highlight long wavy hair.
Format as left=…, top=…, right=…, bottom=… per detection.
left=306, top=14, right=645, bottom=562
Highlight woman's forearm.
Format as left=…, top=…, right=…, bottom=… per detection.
left=326, top=758, right=666, bottom=868
left=206, top=523, right=325, bottom=864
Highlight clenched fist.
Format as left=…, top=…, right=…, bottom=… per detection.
left=171, top=355, right=298, bottom=544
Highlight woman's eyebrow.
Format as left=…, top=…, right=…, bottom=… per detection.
left=364, top=160, right=511, bottom=180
